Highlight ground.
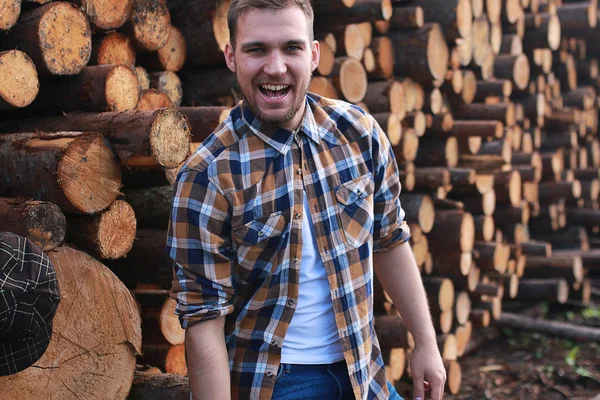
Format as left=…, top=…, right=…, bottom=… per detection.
left=397, top=302, right=600, bottom=400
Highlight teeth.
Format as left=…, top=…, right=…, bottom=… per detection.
left=262, top=84, right=288, bottom=91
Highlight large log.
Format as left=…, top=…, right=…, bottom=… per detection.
left=0, top=245, right=142, bottom=399
left=362, top=80, right=405, bottom=119
left=452, top=102, right=516, bottom=126
left=66, top=200, right=137, bottom=259
left=0, top=50, right=39, bottom=110
left=138, top=26, right=187, bottom=72
left=515, top=278, right=570, bottom=304
left=128, top=372, right=189, bottom=400
left=0, top=0, right=20, bottom=30
left=149, top=71, right=183, bottom=107
left=523, top=254, right=584, bottom=283
left=331, top=24, right=365, bottom=60
left=136, top=293, right=185, bottom=346
left=497, top=312, right=600, bottom=342
left=178, top=106, right=231, bottom=147
left=123, top=185, right=172, bottom=229
left=0, top=2, right=92, bottom=77
left=399, top=193, right=435, bottom=233
left=414, top=137, right=459, bottom=168
left=0, top=197, right=66, bottom=251
left=136, top=89, right=174, bottom=111
left=72, top=0, right=133, bottom=30
left=389, top=23, right=449, bottom=84
left=375, top=314, right=412, bottom=350
left=90, top=32, right=136, bottom=69
left=107, top=229, right=171, bottom=289
left=314, top=0, right=392, bottom=26
left=408, top=0, right=473, bottom=40
left=330, top=57, right=368, bottom=103
left=0, top=109, right=191, bottom=169
left=374, top=5, right=424, bottom=33
left=0, top=132, right=121, bottom=215
left=422, top=277, right=455, bottom=312
left=167, top=0, right=229, bottom=67
left=428, top=210, right=475, bottom=253
left=126, top=0, right=171, bottom=51
left=28, top=65, right=139, bottom=114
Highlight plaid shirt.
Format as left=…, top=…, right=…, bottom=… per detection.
left=168, top=93, right=410, bottom=400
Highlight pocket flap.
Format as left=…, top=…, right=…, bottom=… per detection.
left=233, top=211, right=286, bottom=244
left=335, top=173, right=374, bottom=206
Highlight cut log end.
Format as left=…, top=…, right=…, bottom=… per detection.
left=426, top=24, right=450, bottom=82
left=309, top=77, right=339, bottom=99
left=212, top=0, right=231, bottom=54
left=136, top=89, right=174, bottom=111
left=461, top=212, right=475, bottom=253
left=0, top=50, right=39, bottom=109
left=106, top=65, right=140, bottom=111
left=96, top=32, right=136, bottom=68
left=98, top=200, right=137, bottom=259
left=57, top=134, right=122, bottom=214
left=0, top=0, right=20, bottom=30
left=157, top=26, right=187, bottom=72
left=445, top=360, right=462, bottom=394
left=135, top=66, right=151, bottom=91
left=149, top=108, right=191, bottom=168
left=83, top=0, right=133, bottom=30
left=39, top=2, right=92, bottom=75
left=130, top=0, right=171, bottom=51
left=339, top=58, right=368, bottom=103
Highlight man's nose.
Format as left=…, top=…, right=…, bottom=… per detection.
left=264, top=51, right=287, bottom=76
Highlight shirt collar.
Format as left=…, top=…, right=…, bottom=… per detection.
left=240, top=94, right=327, bottom=154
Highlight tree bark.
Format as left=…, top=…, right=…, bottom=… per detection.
left=428, top=210, right=475, bottom=253
left=0, top=245, right=142, bottom=399
left=0, top=2, right=92, bottom=77
left=0, top=132, right=121, bottom=215
left=123, top=185, right=172, bottom=229
left=0, top=109, right=191, bottom=169
left=0, top=197, right=66, bottom=251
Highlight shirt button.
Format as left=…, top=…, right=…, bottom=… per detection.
left=287, top=299, right=295, bottom=306
left=271, top=340, right=279, bottom=347
left=293, top=257, right=299, bottom=263
left=266, top=371, right=275, bottom=378
left=258, top=231, right=264, bottom=237
left=294, top=213, right=302, bottom=219
left=297, top=168, right=302, bottom=175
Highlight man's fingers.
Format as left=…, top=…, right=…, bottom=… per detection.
left=412, top=374, right=425, bottom=400
left=429, top=376, right=445, bottom=400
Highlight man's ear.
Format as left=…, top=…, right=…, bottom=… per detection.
left=311, top=40, right=320, bottom=73
left=224, top=42, right=236, bottom=73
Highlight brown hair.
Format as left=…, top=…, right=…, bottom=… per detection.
left=228, top=0, right=314, bottom=48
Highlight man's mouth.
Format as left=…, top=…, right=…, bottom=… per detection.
left=259, top=84, right=291, bottom=99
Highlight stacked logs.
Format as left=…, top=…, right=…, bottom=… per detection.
left=2, top=0, right=600, bottom=398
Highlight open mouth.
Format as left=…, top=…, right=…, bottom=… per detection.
left=259, top=84, right=291, bottom=99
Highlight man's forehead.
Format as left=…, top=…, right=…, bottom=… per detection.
left=235, top=6, right=311, bottom=42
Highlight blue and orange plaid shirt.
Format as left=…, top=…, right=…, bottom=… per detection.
left=167, top=93, right=410, bottom=399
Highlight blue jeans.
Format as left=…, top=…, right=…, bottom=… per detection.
left=272, top=360, right=403, bottom=400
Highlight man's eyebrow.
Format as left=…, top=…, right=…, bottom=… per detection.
left=240, top=39, right=307, bottom=51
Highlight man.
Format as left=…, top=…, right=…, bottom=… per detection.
left=0, top=232, right=61, bottom=376
left=167, top=1, right=446, bottom=399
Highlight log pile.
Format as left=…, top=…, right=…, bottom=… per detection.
left=2, top=0, right=600, bottom=397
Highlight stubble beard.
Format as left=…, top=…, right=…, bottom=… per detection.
left=237, top=73, right=311, bottom=126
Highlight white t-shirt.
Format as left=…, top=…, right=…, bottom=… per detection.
left=280, top=193, right=345, bottom=364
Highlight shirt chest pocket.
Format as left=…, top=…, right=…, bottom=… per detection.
left=335, top=173, right=375, bottom=248
left=232, top=211, right=288, bottom=278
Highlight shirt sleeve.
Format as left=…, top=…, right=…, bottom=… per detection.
left=167, top=168, right=235, bottom=329
left=369, top=114, right=411, bottom=252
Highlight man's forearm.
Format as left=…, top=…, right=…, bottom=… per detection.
left=186, top=316, right=231, bottom=400
left=373, top=241, right=437, bottom=346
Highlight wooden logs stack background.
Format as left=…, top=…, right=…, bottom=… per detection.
left=1, top=0, right=600, bottom=397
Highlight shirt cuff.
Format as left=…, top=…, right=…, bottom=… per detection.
left=373, top=221, right=411, bottom=253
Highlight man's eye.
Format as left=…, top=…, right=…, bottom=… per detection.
left=287, top=46, right=301, bottom=51
left=248, top=48, right=264, bottom=53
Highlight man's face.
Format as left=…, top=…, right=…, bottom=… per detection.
left=224, top=6, right=320, bottom=130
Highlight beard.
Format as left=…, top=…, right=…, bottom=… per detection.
left=237, top=73, right=311, bottom=126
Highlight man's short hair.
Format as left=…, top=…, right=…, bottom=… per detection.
left=228, top=0, right=315, bottom=48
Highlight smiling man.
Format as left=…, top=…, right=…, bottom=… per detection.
left=167, top=1, right=446, bottom=399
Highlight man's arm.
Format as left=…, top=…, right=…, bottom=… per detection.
left=373, top=241, right=446, bottom=400
left=186, top=317, right=230, bottom=400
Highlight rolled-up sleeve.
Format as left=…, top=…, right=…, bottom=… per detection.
left=167, top=168, right=235, bottom=329
left=369, top=115, right=411, bottom=252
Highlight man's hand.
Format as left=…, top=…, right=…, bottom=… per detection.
left=409, top=343, right=446, bottom=400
